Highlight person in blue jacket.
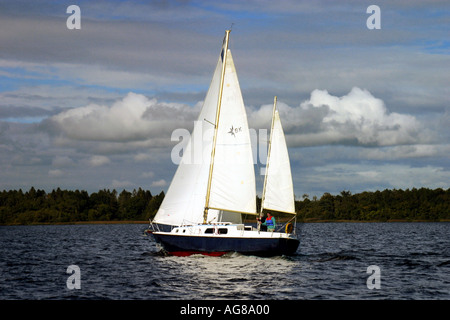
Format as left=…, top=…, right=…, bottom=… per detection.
left=262, top=213, right=276, bottom=232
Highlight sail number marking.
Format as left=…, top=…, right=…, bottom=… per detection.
left=228, top=125, right=242, bottom=137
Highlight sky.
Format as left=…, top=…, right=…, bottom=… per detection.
left=0, top=0, right=449, bottom=199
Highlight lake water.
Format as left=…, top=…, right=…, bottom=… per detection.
left=0, top=222, right=449, bottom=301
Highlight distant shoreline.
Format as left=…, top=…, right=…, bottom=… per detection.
left=2, top=219, right=449, bottom=226
left=0, top=220, right=149, bottom=226
left=298, top=219, right=450, bottom=223
left=247, top=218, right=450, bottom=223
left=2, top=187, right=448, bottom=225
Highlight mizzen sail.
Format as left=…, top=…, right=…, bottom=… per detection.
left=261, top=97, right=295, bottom=214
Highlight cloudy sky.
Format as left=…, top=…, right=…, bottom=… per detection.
left=0, top=0, right=448, bottom=198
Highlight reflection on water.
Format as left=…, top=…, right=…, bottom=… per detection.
left=153, top=252, right=296, bottom=299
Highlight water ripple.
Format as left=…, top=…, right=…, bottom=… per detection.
left=0, top=222, right=449, bottom=299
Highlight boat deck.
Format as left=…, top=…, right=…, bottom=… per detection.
left=164, top=223, right=295, bottom=239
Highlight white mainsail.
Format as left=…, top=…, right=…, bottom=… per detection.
left=207, top=49, right=256, bottom=215
left=152, top=48, right=222, bottom=226
left=261, top=97, right=295, bottom=214
left=153, top=31, right=256, bottom=227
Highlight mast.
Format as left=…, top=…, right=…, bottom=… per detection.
left=260, top=96, right=277, bottom=218
left=203, top=30, right=231, bottom=224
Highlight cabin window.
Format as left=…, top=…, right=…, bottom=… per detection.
left=204, top=228, right=228, bottom=234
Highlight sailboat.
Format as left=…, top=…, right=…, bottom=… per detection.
left=147, top=30, right=299, bottom=256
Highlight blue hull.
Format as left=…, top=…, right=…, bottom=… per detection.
left=152, top=233, right=300, bottom=257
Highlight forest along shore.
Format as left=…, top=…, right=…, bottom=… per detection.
left=0, top=187, right=448, bottom=225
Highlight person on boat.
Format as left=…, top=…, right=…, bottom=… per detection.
left=257, top=215, right=267, bottom=231
left=262, top=213, right=276, bottom=232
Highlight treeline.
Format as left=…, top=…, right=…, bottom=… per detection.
left=295, top=188, right=449, bottom=222
left=0, top=187, right=164, bottom=225
left=0, top=187, right=448, bottom=225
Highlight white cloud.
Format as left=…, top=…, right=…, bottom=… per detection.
left=362, top=144, right=443, bottom=160
left=297, top=163, right=450, bottom=196
left=356, top=170, right=380, bottom=180
left=133, top=152, right=169, bottom=164
left=264, top=87, right=429, bottom=147
left=111, top=179, right=134, bottom=189
left=48, top=169, right=63, bottom=177
left=88, top=155, right=110, bottom=167
left=48, top=92, right=197, bottom=144
left=134, top=153, right=154, bottom=162
left=151, top=179, right=167, bottom=187
left=142, top=171, right=155, bottom=178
